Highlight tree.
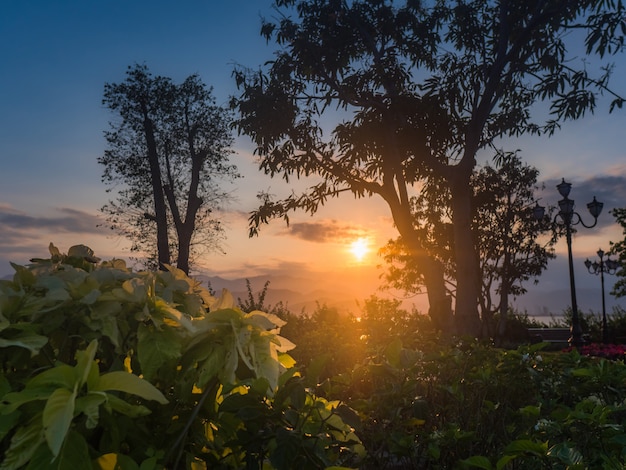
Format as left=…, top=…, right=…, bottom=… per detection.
left=472, top=153, right=557, bottom=338
left=381, top=152, right=557, bottom=339
left=232, top=0, right=625, bottom=336
left=100, top=64, right=239, bottom=273
left=610, top=208, right=626, bottom=298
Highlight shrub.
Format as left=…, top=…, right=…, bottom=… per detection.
left=0, top=244, right=363, bottom=469
left=321, top=338, right=626, bottom=469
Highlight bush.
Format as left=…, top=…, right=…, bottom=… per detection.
left=321, top=337, right=626, bottom=469
left=0, top=244, right=363, bottom=469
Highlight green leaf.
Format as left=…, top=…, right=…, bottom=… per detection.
left=89, top=301, right=123, bottom=347
left=153, top=298, right=194, bottom=331
left=547, top=442, right=583, bottom=465
left=103, top=394, right=152, bottom=418
left=249, top=333, right=280, bottom=389
left=74, top=392, right=106, bottom=429
left=496, top=454, right=517, bottom=470
left=0, top=387, right=56, bottom=414
left=0, top=411, right=21, bottom=441
left=460, top=456, right=492, bottom=469
left=0, top=374, right=12, bottom=399
left=244, top=311, right=285, bottom=330
left=35, top=275, right=71, bottom=303
left=335, top=404, right=362, bottom=431
left=27, top=364, right=76, bottom=390
left=26, top=430, right=90, bottom=470
left=93, top=372, right=168, bottom=404
left=43, top=388, right=77, bottom=457
left=504, top=439, right=548, bottom=456
left=10, top=263, right=36, bottom=289
left=138, top=457, right=158, bottom=470
left=0, top=333, right=48, bottom=356
left=137, top=323, right=181, bottom=381
left=194, top=343, right=226, bottom=387
left=75, top=339, right=98, bottom=388
left=0, top=419, right=45, bottom=470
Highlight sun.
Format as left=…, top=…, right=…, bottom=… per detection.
left=349, top=237, right=370, bottom=262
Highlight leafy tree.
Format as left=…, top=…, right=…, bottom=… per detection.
left=473, top=153, right=557, bottom=338
left=381, top=153, right=557, bottom=339
left=232, top=0, right=625, bottom=336
left=100, top=64, right=239, bottom=273
left=610, top=207, right=626, bottom=297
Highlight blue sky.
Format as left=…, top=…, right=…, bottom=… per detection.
left=1, top=0, right=625, bottom=314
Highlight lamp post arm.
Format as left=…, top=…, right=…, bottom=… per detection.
left=571, top=211, right=600, bottom=229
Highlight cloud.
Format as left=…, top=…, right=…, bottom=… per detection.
left=0, top=205, right=110, bottom=270
left=283, top=220, right=366, bottom=243
left=537, top=174, right=626, bottom=229
left=0, top=206, right=105, bottom=235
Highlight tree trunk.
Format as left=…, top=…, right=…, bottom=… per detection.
left=176, top=227, right=192, bottom=274
left=386, top=196, right=455, bottom=335
left=496, top=251, right=511, bottom=344
left=143, top=116, right=170, bottom=269
left=449, top=171, right=482, bottom=337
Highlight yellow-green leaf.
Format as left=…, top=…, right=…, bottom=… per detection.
left=75, top=339, right=98, bottom=388
left=27, top=364, right=76, bottom=391
left=43, top=388, right=76, bottom=457
left=93, top=372, right=168, bottom=404
left=93, top=452, right=140, bottom=470
left=137, top=323, right=181, bottom=381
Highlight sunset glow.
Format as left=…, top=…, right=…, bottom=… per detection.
left=349, top=237, right=370, bottom=262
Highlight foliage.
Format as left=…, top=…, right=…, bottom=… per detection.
left=100, top=64, right=240, bottom=273
left=322, top=339, right=626, bottom=469
left=381, top=153, right=557, bottom=339
left=232, top=0, right=626, bottom=337
left=610, top=207, right=626, bottom=297
left=0, top=244, right=363, bottom=469
left=280, top=303, right=366, bottom=381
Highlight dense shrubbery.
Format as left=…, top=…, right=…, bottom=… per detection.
left=0, top=245, right=363, bottom=469
left=272, top=296, right=626, bottom=469
left=2, top=245, right=626, bottom=469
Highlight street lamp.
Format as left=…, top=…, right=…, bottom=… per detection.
left=585, top=249, right=619, bottom=344
left=533, top=178, right=603, bottom=348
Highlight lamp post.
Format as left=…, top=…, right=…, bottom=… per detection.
left=533, top=178, right=603, bottom=349
left=585, top=249, right=619, bottom=344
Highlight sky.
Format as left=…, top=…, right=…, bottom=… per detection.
left=1, top=0, right=625, bottom=316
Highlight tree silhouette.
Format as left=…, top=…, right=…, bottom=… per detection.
left=233, top=0, right=625, bottom=335
left=100, top=64, right=239, bottom=273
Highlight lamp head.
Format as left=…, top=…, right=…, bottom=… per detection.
left=532, top=202, right=545, bottom=220
left=557, top=178, right=572, bottom=198
left=587, top=197, right=603, bottom=219
left=607, top=258, right=621, bottom=271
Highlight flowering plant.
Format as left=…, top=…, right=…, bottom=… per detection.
left=564, top=343, right=626, bottom=360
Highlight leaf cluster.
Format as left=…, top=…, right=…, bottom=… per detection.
left=322, top=338, right=626, bottom=469
left=0, top=244, right=362, bottom=469
left=610, top=207, right=626, bottom=298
